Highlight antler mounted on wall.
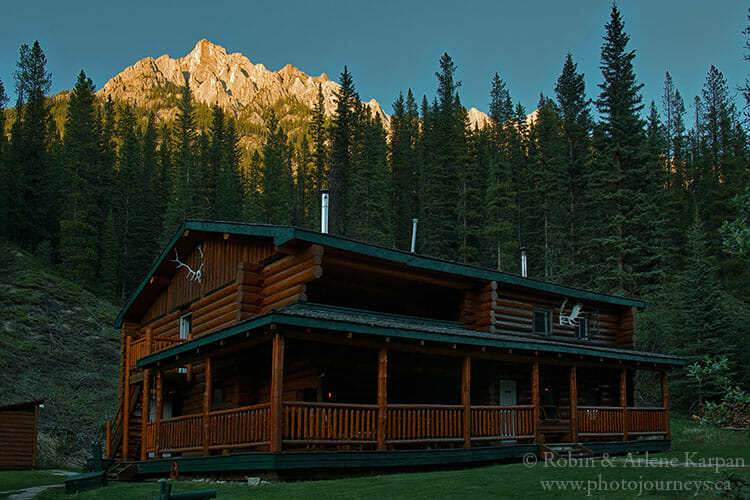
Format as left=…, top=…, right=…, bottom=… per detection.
left=171, top=244, right=204, bottom=284
left=559, top=298, right=584, bottom=326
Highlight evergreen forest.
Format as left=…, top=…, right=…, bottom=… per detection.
left=0, top=5, right=748, bottom=413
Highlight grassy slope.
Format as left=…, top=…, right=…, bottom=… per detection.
left=0, top=240, right=120, bottom=468
left=26, top=418, right=750, bottom=499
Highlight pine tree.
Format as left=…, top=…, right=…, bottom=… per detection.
left=0, top=78, right=10, bottom=236
left=293, top=135, right=315, bottom=228
left=554, top=54, right=593, bottom=285
left=329, top=66, right=359, bottom=236
left=208, top=106, right=244, bottom=221
left=589, top=5, right=659, bottom=295
left=390, top=89, right=420, bottom=250
left=260, top=109, right=294, bottom=224
left=524, top=96, right=568, bottom=280
left=664, top=216, right=744, bottom=410
left=59, top=71, right=100, bottom=287
left=460, top=114, right=485, bottom=266
left=347, top=106, right=394, bottom=246
left=163, top=79, right=204, bottom=238
left=419, top=53, right=463, bottom=260
left=8, top=41, right=59, bottom=250
left=309, top=84, right=329, bottom=229
left=485, top=74, right=518, bottom=272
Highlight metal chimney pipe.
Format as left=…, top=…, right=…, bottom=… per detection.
left=410, top=218, right=418, bottom=253
left=520, top=247, right=528, bottom=278
left=321, top=190, right=329, bottom=234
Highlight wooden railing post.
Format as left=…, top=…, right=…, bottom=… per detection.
left=140, top=368, right=151, bottom=461
left=146, top=328, right=154, bottom=355
left=377, top=346, right=388, bottom=451
left=569, top=366, right=578, bottom=443
left=462, top=355, right=471, bottom=448
left=123, top=336, right=131, bottom=459
left=154, top=369, right=163, bottom=459
left=532, top=360, right=540, bottom=443
left=105, top=421, right=112, bottom=459
left=202, top=356, right=213, bottom=455
left=661, top=370, right=670, bottom=440
left=269, top=333, right=285, bottom=452
left=620, top=368, right=628, bottom=441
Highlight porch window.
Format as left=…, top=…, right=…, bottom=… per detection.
left=533, top=308, right=552, bottom=335
left=576, top=317, right=589, bottom=339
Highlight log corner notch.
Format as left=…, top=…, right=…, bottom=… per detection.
left=616, top=306, right=637, bottom=349
left=463, top=280, right=497, bottom=333
left=260, top=244, right=324, bottom=313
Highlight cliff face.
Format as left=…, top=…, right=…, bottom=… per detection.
left=98, top=39, right=391, bottom=126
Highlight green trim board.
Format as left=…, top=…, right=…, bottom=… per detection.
left=136, top=303, right=687, bottom=369
left=135, top=441, right=671, bottom=475
left=115, top=221, right=646, bottom=328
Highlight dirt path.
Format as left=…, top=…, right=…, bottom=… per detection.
left=7, top=484, right=64, bottom=500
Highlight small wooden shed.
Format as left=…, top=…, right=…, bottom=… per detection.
left=0, top=400, right=43, bottom=469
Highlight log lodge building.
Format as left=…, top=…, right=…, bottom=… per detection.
left=108, top=221, right=685, bottom=475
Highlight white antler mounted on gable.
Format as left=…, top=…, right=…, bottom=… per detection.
left=559, top=298, right=584, bottom=326
left=171, top=244, right=204, bottom=284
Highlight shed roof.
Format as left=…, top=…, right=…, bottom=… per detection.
left=136, top=302, right=686, bottom=369
left=116, top=220, right=646, bottom=328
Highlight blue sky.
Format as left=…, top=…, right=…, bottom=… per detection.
left=1, top=1, right=747, bottom=120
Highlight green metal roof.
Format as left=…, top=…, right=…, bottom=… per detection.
left=136, top=302, right=686, bottom=369
left=115, top=220, right=646, bottom=328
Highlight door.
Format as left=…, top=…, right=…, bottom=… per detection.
left=499, top=380, right=517, bottom=438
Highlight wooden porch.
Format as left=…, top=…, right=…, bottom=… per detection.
left=111, top=327, right=672, bottom=462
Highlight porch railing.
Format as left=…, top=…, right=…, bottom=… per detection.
left=577, top=406, right=668, bottom=438
left=627, top=407, right=668, bottom=436
left=470, top=405, right=535, bottom=441
left=128, top=336, right=185, bottom=370
left=387, top=404, right=464, bottom=443
left=209, top=403, right=271, bottom=450
left=141, top=403, right=669, bottom=457
left=284, top=402, right=378, bottom=444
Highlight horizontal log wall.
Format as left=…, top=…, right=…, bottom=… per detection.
left=494, top=287, right=625, bottom=348
left=0, top=411, right=36, bottom=469
left=259, top=245, right=323, bottom=314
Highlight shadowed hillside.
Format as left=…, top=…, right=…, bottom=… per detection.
left=0, top=240, right=120, bottom=468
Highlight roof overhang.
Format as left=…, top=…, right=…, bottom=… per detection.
left=136, top=303, right=685, bottom=370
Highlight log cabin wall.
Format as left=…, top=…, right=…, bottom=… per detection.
left=494, top=286, right=632, bottom=349
left=136, top=236, right=276, bottom=338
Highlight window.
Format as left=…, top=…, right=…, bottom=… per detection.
left=576, top=317, right=589, bottom=340
left=533, top=308, right=552, bottom=335
left=178, top=313, right=192, bottom=373
left=179, top=313, right=192, bottom=340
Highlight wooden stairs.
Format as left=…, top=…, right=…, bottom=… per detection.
left=107, top=461, right=138, bottom=482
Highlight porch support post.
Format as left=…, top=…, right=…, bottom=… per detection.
left=140, top=368, right=151, bottom=461
left=532, top=360, right=540, bottom=443
left=270, top=333, right=285, bottom=452
left=377, top=346, right=388, bottom=451
left=620, top=368, right=628, bottom=441
left=123, top=336, right=131, bottom=460
left=661, top=370, right=670, bottom=440
left=462, top=355, right=471, bottom=448
left=569, top=366, right=578, bottom=443
left=202, top=356, right=213, bottom=455
left=154, top=369, right=163, bottom=459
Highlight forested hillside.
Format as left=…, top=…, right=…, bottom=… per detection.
left=0, top=5, right=747, bottom=415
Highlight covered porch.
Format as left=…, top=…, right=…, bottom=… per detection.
left=119, top=306, right=679, bottom=461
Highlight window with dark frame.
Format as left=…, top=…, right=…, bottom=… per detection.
left=533, top=308, right=552, bottom=335
left=576, top=316, right=589, bottom=340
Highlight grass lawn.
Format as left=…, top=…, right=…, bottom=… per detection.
left=24, top=417, right=750, bottom=499
left=0, top=471, right=69, bottom=499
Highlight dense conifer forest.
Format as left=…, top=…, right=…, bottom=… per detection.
left=0, top=5, right=747, bottom=412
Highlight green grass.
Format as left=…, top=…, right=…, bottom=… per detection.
left=29, top=418, right=750, bottom=500
left=0, top=470, right=67, bottom=492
